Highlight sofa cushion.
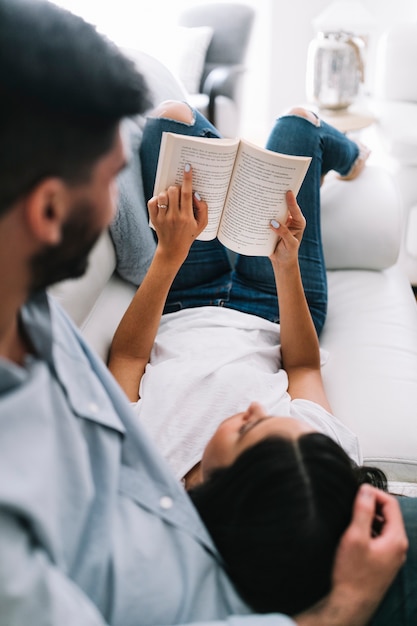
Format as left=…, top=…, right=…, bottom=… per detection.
left=371, top=100, right=417, bottom=166
left=108, top=50, right=189, bottom=286
left=168, top=26, right=214, bottom=94
left=121, top=47, right=188, bottom=106
left=49, top=231, right=117, bottom=327
left=109, top=118, right=156, bottom=286
left=321, top=166, right=401, bottom=270
left=321, top=266, right=417, bottom=485
left=81, top=276, right=136, bottom=363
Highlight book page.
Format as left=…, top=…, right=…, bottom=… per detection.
left=218, top=140, right=311, bottom=255
left=153, top=133, right=239, bottom=240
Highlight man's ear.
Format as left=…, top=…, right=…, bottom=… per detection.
left=24, top=178, right=69, bottom=245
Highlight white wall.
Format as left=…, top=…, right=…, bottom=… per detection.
left=51, top=0, right=417, bottom=143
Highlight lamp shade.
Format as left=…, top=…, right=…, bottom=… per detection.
left=313, top=1, right=375, bottom=34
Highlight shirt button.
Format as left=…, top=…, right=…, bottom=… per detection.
left=159, top=496, right=174, bottom=510
left=88, top=402, right=99, bottom=414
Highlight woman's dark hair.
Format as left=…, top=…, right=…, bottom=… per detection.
left=0, top=0, right=152, bottom=215
left=189, top=433, right=387, bottom=616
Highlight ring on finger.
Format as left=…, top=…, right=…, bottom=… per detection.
left=157, top=203, right=168, bottom=209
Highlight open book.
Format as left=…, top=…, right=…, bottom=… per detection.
left=152, top=132, right=312, bottom=256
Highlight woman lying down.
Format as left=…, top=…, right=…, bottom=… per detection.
left=108, top=112, right=385, bottom=616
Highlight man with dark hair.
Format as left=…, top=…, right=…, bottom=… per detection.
left=0, top=0, right=151, bottom=287
left=0, top=1, right=411, bottom=625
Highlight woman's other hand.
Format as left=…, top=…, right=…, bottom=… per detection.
left=269, top=190, right=306, bottom=269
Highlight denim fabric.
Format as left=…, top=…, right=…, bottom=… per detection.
left=140, top=107, right=359, bottom=336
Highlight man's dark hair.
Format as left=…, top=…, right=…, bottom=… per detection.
left=190, top=433, right=387, bottom=616
left=0, top=0, right=152, bottom=215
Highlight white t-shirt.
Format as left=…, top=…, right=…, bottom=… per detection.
left=131, top=306, right=362, bottom=480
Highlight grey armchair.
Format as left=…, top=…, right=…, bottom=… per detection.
left=179, top=2, right=255, bottom=137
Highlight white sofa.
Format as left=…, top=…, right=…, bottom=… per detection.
left=363, top=21, right=417, bottom=286
left=50, top=52, right=417, bottom=496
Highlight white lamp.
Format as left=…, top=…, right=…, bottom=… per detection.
left=312, top=1, right=375, bottom=38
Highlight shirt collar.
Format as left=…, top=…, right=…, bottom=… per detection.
left=0, top=291, right=53, bottom=392
left=20, top=290, right=54, bottom=364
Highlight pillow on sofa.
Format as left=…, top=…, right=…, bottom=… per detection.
left=122, top=47, right=188, bottom=106
left=158, top=26, right=213, bottom=95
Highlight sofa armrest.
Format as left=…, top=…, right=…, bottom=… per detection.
left=201, top=64, right=246, bottom=125
left=370, top=100, right=417, bottom=165
left=48, top=231, right=117, bottom=326
left=321, top=165, right=402, bottom=270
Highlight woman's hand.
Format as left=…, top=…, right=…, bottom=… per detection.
left=109, top=165, right=207, bottom=401
left=148, top=164, right=208, bottom=267
left=269, top=190, right=306, bottom=269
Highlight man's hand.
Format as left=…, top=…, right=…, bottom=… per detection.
left=148, top=164, right=208, bottom=267
left=295, top=484, right=408, bottom=626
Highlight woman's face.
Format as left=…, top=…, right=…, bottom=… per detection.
left=201, top=402, right=315, bottom=479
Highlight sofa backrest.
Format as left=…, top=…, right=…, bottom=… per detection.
left=374, top=22, right=417, bottom=103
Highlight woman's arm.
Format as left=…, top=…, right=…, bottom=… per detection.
left=108, top=165, right=208, bottom=401
left=269, top=191, right=332, bottom=411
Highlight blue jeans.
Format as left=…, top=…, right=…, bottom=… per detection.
left=140, top=107, right=359, bottom=336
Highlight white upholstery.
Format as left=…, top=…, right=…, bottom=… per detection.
left=121, top=48, right=188, bottom=108
left=320, top=168, right=401, bottom=270
left=365, top=21, right=417, bottom=285
left=50, top=53, right=417, bottom=493
left=50, top=231, right=117, bottom=327
left=374, top=23, right=417, bottom=103
left=321, top=268, right=417, bottom=485
left=406, top=207, right=417, bottom=258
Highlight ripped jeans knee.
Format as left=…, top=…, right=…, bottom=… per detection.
left=148, top=100, right=196, bottom=125
left=284, top=106, right=321, bottom=127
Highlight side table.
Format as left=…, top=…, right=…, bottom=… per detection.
left=315, top=106, right=376, bottom=134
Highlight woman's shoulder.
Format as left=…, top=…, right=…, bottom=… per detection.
left=289, top=398, right=362, bottom=465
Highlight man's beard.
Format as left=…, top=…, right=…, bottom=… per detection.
left=29, top=199, right=102, bottom=293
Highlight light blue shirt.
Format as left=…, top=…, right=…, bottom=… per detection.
left=0, top=292, right=295, bottom=626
